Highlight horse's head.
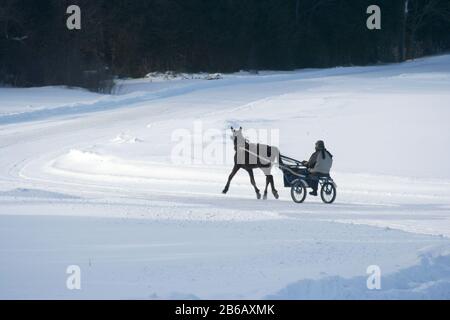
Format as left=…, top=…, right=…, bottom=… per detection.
left=230, top=127, right=244, bottom=144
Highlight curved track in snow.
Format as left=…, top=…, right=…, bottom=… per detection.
left=1, top=56, right=450, bottom=299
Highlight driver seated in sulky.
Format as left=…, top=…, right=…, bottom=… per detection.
left=302, top=140, right=333, bottom=196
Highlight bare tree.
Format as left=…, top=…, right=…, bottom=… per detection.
left=399, top=0, right=409, bottom=61
left=0, top=0, right=26, bottom=41
left=406, top=0, right=450, bottom=58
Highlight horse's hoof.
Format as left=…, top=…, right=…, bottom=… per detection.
left=273, top=191, right=279, bottom=199
left=263, top=193, right=268, bottom=200
left=222, top=189, right=228, bottom=194
left=257, top=193, right=261, bottom=200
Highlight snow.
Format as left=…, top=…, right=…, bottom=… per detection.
left=0, top=55, right=450, bottom=299
left=0, top=86, right=101, bottom=117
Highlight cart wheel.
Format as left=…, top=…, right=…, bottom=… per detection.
left=321, top=182, right=336, bottom=204
left=291, top=181, right=307, bottom=203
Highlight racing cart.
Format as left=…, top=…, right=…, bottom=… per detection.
left=279, top=155, right=337, bottom=204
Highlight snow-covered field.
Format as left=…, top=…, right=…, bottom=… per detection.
left=0, top=55, right=449, bottom=299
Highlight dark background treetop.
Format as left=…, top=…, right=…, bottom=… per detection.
left=1, top=0, right=449, bottom=91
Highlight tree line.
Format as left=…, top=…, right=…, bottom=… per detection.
left=1, top=0, right=449, bottom=91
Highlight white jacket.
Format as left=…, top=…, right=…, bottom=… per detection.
left=310, top=150, right=333, bottom=174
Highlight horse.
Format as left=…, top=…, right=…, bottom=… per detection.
left=222, top=127, right=281, bottom=200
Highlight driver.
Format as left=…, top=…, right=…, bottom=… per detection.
left=302, top=140, right=333, bottom=196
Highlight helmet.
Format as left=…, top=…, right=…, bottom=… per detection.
left=315, top=140, right=325, bottom=150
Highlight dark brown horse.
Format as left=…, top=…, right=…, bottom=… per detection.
left=222, top=127, right=281, bottom=199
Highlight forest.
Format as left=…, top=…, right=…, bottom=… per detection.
left=1, top=0, right=449, bottom=91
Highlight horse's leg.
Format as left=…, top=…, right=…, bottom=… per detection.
left=246, top=168, right=261, bottom=199
left=269, top=175, right=279, bottom=199
left=222, top=165, right=239, bottom=194
left=260, top=166, right=270, bottom=200
left=263, top=176, right=270, bottom=200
